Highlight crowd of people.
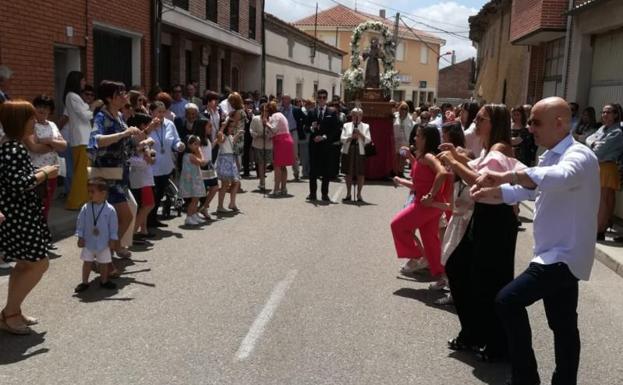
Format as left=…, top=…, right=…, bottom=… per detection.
left=0, top=62, right=619, bottom=384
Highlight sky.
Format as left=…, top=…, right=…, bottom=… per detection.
left=265, top=0, right=488, bottom=68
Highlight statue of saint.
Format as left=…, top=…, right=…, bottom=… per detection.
left=362, top=37, right=384, bottom=89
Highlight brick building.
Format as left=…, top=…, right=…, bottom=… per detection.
left=510, top=0, right=569, bottom=102
left=0, top=0, right=152, bottom=114
left=437, top=58, right=476, bottom=105
left=160, top=0, right=263, bottom=94
left=469, top=0, right=530, bottom=106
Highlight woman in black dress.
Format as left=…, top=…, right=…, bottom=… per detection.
left=438, top=104, right=519, bottom=361
left=0, top=100, right=59, bottom=334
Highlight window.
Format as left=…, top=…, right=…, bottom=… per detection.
left=288, top=38, right=294, bottom=58
left=249, top=3, right=257, bottom=40
left=230, top=0, right=239, bottom=33
left=332, top=85, right=336, bottom=98
left=206, top=0, right=217, bottom=22
left=185, top=50, right=192, bottom=86
left=420, top=46, right=428, bottom=64
left=232, top=67, right=239, bottom=92
left=313, top=81, right=319, bottom=97
left=296, top=82, right=303, bottom=99
left=427, top=91, right=434, bottom=104
left=329, top=56, right=332, bottom=71
left=544, top=38, right=564, bottom=79
left=276, top=76, right=284, bottom=97
left=172, top=0, right=189, bottom=10
left=396, top=41, right=405, bottom=61
left=419, top=91, right=426, bottom=106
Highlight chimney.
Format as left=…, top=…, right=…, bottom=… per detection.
left=379, top=9, right=386, bottom=19
left=451, top=50, right=456, bottom=65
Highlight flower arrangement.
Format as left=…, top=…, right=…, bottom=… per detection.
left=342, top=21, right=399, bottom=97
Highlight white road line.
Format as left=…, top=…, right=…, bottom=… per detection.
left=235, top=269, right=298, bottom=361
left=331, top=185, right=345, bottom=203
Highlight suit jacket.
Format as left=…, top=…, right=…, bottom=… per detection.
left=306, top=106, right=340, bottom=176
left=0, top=91, right=9, bottom=104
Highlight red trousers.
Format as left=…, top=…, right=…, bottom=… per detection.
left=391, top=202, right=444, bottom=276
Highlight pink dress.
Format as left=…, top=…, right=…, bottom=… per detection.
left=270, top=112, right=295, bottom=167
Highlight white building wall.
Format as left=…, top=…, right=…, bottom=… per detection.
left=265, top=28, right=343, bottom=99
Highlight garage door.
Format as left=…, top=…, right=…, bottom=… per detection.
left=588, top=28, right=623, bottom=110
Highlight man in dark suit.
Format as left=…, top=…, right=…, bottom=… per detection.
left=307, top=89, right=340, bottom=201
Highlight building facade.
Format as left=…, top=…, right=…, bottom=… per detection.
left=293, top=4, right=445, bottom=105
left=437, top=58, right=476, bottom=105
left=0, top=0, right=152, bottom=114
left=160, top=0, right=262, bottom=94
left=264, top=14, right=345, bottom=100
left=469, top=0, right=530, bottom=107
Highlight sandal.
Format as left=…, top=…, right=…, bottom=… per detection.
left=116, top=249, right=132, bottom=259
left=447, top=337, right=474, bottom=351
left=0, top=311, right=32, bottom=335
left=342, top=196, right=352, bottom=202
left=21, top=314, right=39, bottom=326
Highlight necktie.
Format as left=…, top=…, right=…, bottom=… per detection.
left=320, top=108, right=325, bottom=121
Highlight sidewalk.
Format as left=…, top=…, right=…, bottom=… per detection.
left=520, top=201, right=623, bottom=278
left=48, top=195, right=78, bottom=242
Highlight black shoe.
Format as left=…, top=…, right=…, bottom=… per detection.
left=151, top=221, right=168, bottom=228
left=321, top=195, right=331, bottom=202
left=597, top=232, right=605, bottom=241
left=100, top=281, right=117, bottom=290
left=342, top=196, right=352, bottom=202
left=74, top=283, right=90, bottom=293
left=306, top=195, right=317, bottom=201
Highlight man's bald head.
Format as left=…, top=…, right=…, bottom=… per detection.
left=529, top=97, right=572, bottom=149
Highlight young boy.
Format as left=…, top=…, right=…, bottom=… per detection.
left=74, top=178, right=119, bottom=292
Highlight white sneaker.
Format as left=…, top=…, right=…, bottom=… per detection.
left=0, top=261, right=11, bottom=269
left=400, top=258, right=428, bottom=274
left=185, top=215, right=198, bottom=226
left=192, top=213, right=203, bottom=223
left=429, top=277, right=448, bottom=291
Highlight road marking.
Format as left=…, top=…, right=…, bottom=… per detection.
left=331, top=185, right=345, bottom=203
left=235, top=269, right=298, bottom=361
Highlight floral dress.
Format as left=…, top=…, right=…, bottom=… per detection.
left=0, top=141, right=50, bottom=261
left=179, top=153, right=206, bottom=198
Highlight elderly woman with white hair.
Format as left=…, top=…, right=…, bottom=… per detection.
left=340, top=107, right=371, bottom=202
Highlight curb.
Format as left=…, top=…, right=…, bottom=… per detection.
left=520, top=202, right=623, bottom=279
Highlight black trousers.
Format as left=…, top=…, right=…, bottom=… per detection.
left=447, top=203, right=517, bottom=355
left=309, top=175, right=329, bottom=197
left=242, top=133, right=252, bottom=175
left=496, top=262, right=580, bottom=385
left=147, top=174, right=170, bottom=225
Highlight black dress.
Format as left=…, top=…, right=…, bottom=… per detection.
left=0, top=140, right=50, bottom=261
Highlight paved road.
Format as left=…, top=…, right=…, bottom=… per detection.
left=1, top=177, right=622, bottom=385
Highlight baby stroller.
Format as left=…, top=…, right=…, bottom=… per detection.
left=161, top=177, right=184, bottom=218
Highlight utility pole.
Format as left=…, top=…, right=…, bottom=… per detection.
left=311, top=2, right=318, bottom=62
left=152, top=0, right=163, bottom=88
left=393, top=13, right=400, bottom=48
left=261, top=0, right=266, bottom=94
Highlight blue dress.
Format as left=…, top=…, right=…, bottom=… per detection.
left=179, top=153, right=206, bottom=198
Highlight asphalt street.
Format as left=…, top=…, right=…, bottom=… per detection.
left=1, top=176, right=622, bottom=385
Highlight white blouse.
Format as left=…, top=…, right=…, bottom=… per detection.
left=65, top=92, right=93, bottom=147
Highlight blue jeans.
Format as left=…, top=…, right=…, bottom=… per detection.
left=496, top=262, right=580, bottom=385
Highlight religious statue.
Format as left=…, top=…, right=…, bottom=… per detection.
left=362, top=37, right=385, bottom=89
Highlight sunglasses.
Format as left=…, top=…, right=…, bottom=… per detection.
left=317, top=96, right=327, bottom=100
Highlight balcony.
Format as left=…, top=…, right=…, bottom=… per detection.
left=510, top=0, right=568, bottom=45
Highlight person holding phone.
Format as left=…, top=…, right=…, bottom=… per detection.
left=340, top=108, right=371, bottom=202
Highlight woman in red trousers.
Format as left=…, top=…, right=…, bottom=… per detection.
left=391, top=124, right=449, bottom=278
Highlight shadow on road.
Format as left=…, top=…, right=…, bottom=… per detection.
left=447, top=350, right=509, bottom=385
left=0, top=331, right=48, bottom=365
left=393, top=287, right=457, bottom=315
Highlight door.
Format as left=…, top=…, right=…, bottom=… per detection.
left=589, top=29, right=623, bottom=111
left=53, top=46, right=81, bottom=118
left=93, top=29, right=132, bottom=87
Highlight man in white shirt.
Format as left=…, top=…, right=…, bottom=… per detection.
left=471, top=97, right=599, bottom=385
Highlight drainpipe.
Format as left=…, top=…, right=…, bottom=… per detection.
left=152, top=0, right=162, bottom=88
left=261, top=0, right=266, bottom=95
left=561, top=0, right=574, bottom=99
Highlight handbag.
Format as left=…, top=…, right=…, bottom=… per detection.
left=364, top=142, right=377, bottom=157
left=201, top=161, right=217, bottom=179
left=87, top=166, right=123, bottom=180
